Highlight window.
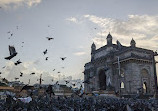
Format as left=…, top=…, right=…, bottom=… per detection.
left=120, top=69, right=125, bottom=77
left=121, top=82, right=124, bottom=89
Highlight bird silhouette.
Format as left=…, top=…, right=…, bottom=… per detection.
left=65, top=80, right=69, bottom=84
left=43, top=49, right=47, bottom=55
left=5, top=45, right=17, bottom=60
left=2, top=66, right=6, bottom=69
left=57, top=72, right=60, bottom=73
left=0, top=72, right=1, bottom=74
left=30, top=72, right=35, bottom=75
left=7, top=31, right=11, bottom=33
left=60, top=57, right=66, bottom=61
left=20, top=72, right=23, bottom=77
left=56, top=81, right=59, bottom=84
left=14, top=59, right=22, bottom=65
left=53, top=69, right=55, bottom=71
left=46, top=37, right=54, bottom=41
left=45, top=57, right=48, bottom=60
left=11, top=33, right=13, bottom=36
left=15, top=77, right=19, bottom=80
left=72, top=83, right=76, bottom=87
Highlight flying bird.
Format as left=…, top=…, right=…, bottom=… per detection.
left=15, top=77, right=19, bottom=80
left=45, top=57, right=48, bottom=61
left=65, top=80, right=69, bottom=84
left=43, top=49, right=47, bottom=55
left=72, top=83, right=76, bottom=87
left=30, top=72, right=35, bottom=75
left=2, top=66, right=6, bottom=69
left=7, top=31, right=11, bottom=33
left=60, top=57, right=66, bottom=61
left=57, top=72, right=60, bottom=73
left=53, top=69, right=55, bottom=71
left=14, top=59, right=22, bottom=65
left=56, top=81, right=59, bottom=84
left=5, top=45, right=18, bottom=60
left=11, top=33, right=13, bottom=36
left=20, top=72, right=23, bottom=77
left=46, top=37, right=54, bottom=41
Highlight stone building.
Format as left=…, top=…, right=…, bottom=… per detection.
left=84, top=33, right=158, bottom=96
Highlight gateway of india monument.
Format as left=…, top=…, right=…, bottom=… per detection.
left=84, top=33, right=158, bottom=97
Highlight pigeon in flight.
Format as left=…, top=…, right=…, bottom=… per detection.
left=2, top=66, right=6, bottom=69
left=20, top=72, right=23, bottom=77
left=56, top=81, right=59, bottom=84
left=46, top=37, right=54, bottom=41
left=43, top=49, right=47, bottom=55
left=15, top=59, right=22, bottom=65
left=65, top=80, right=69, bottom=84
left=11, top=33, right=13, bottom=36
left=53, top=69, right=55, bottom=71
left=30, top=72, right=35, bottom=75
left=60, top=57, right=66, bottom=61
left=5, top=45, right=17, bottom=60
left=45, top=57, right=48, bottom=61
left=72, top=83, right=76, bottom=87
left=57, top=72, right=60, bottom=73
left=0, top=72, right=1, bottom=74
left=15, top=77, right=19, bottom=80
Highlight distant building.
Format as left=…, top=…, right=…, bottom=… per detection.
left=84, top=33, right=158, bottom=96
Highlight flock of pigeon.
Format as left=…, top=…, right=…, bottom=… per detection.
left=1, top=95, right=158, bottom=111
left=0, top=25, right=84, bottom=89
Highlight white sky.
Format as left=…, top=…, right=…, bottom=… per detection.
left=0, top=0, right=158, bottom=85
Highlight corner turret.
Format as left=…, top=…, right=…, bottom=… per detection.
left=107, top=33, right=112, bottom=46
left=130, top=38, right=136, bottom=47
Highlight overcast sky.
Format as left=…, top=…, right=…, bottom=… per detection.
left=0, top=0, right=158, bottom=85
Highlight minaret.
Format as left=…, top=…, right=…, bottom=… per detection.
left=107, top=32, right=112, bottom=46
left=91, top=42, right=96, bottom=61
left=130, top=38, right=136, bottom=47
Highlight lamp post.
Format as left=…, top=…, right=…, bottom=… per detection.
left=117, top=57, right=121, bottom=97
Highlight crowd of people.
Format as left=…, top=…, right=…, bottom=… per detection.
left=0, top=94, right=158, bottom=111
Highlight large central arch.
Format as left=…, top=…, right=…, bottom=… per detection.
left=99, top=70, right=106, bottom=90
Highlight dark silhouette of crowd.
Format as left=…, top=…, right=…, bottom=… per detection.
left=1, top=95, right=158, bottom=111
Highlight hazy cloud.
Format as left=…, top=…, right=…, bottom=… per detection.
left=74, top=51, right=86, bottom=56
left=83, top=14, right=158, bottom=50
left=0, top=0, right=42, bottom=9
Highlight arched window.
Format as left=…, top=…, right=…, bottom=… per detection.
left=121, top=82, right=124, bottom=89
left=143, top=82, right=147, bottom=94
left=120, top=69, right=125, bottom=77
left=141, top=69, right=149, bottom=77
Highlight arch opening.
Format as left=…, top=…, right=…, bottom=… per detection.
left=99, top=70, right=106, bottom=90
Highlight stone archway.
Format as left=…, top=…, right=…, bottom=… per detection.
left=141, top=68, right=149, bottom=94
left=99, top=70, right=106, bottom=90
left=143, top=82, right=147, bottom=94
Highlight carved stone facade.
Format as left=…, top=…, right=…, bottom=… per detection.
left=84, top=33, right=158, bottom=96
